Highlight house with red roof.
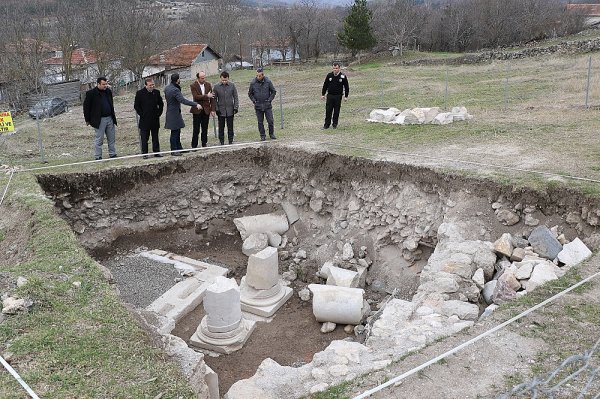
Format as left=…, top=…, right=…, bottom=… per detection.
left=147, top=43, right=222, bottom=80
left=43, top=48, right=104, bottom=85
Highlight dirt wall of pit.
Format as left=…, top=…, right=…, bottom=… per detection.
left=36, top=146, right=600, bottom=263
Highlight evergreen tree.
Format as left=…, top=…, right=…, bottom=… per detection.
left=337, top=0, right=376, bottom=57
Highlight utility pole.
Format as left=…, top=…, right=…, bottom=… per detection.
left=238, top=29, right=242, bottom=69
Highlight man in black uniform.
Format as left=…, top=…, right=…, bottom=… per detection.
left=321, top=62, right=349, bottom=129
left=134, top=78, right=164, bottom=158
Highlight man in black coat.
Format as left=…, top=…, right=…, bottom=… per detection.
left=248, top=67, right=277, bottom=141
left=83, top=77, right=118, bottom=160
left=134, top=78, right=164, bottom=158
left=321, top=62, right=349, bottom=129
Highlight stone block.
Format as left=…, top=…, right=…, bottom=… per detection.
left=528, top=225, right=562, bottom=260
left=242, top=233, right=269, bottom=256
left=326, top=266, right=359, bottom=288
left=246, top=246, right=279, bottom=290
left=557, top=237, right=592, bottom=267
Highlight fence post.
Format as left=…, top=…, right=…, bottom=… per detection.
left=504, top=62, right=510, bottom=110
left=35, top=109, right=48, bottom=164
left=444, top=65, right=449, bottom=111
left=586, top=55, right=592, bottom=109
left=380, top=74, right=385, bottom=108
left=279, top=84, right=284, bottom=129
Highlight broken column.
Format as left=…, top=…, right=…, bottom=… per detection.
left=240, top=246, right=293, bottom=317
left=190, top=276, right=256, bottom=354
left=308, top=284, right=369, bottom=325
left=326, top=266, right=359, bottom=288
left=233, top=213, right=289, bottom=240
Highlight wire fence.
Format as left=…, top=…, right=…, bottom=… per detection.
left=497, top=338, right=600, bottom=399
left=3, top=53, right=600, bottom=166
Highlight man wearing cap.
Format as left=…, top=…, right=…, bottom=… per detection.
left=321, top=62, right=349, bottom=129
left=248, top=67, right=277, bottom=141
left=164, top=73, right=201, bottom=155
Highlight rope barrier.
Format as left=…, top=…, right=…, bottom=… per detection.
left=352, top=270, right=600, bottom=399
left=0, top=355, right=41, bottom=399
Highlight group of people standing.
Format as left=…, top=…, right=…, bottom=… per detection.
left=84, top=63, right=349, bottom=160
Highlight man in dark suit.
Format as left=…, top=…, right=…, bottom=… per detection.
left=164, top=73, right=201, bottom=155
left=190, top=71, right=216, bottom=148
left=83, top=77, right=118, bottom=160
left=134, top=78, right=164, bottom=158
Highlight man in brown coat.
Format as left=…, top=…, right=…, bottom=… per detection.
left=190, top=71, right=216, bottom=148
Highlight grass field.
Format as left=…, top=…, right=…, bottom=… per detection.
left=2, top=34, right=600, bottom=398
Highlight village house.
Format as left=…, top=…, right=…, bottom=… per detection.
left=147, top=43, right=222, bottom=81
left=250, top=38, right=300, bottom=67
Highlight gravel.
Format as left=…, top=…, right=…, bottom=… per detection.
left=102, top=255, right=181, bottom=308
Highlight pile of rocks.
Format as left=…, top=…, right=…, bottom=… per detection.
left=368, top=106, right=472, bottom=125
left=485, top=226, right=592, bottom=305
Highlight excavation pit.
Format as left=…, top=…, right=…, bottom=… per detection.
left=37, top=145, right=600, bottom=398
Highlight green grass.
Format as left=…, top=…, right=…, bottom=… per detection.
left=306, top=381, right=353, bottom=399
left=0, top=174, right=196, bottom=398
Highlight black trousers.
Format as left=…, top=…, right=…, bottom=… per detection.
left=255, top=108, right=275, bottom=139
left=192, top=112, right=210, bottom=147
left=324, top=94, right=343, bottom=128
left=218, top=115, right=234, bottom=145
left=140, top=126, right=160, bottom=154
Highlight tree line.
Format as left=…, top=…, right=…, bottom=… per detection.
left=0, top=0, right=586, bottom=107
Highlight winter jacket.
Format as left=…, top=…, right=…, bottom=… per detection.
left=83, top=87, right=117, bottom=129
left=134, top=88, right=163, bottom=130
left=248, top=77, right=276, bottom=111
left=164, top=83, right=197, bottom=130
left=213, top=81, right=239, bottom=117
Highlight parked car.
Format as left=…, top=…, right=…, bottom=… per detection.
left=29, top=97, right=68, bottom=119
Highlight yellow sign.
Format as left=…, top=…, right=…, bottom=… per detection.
left=0, top=111, right=15, bottom=133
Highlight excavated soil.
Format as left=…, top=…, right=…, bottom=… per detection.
left=35, top=145, right=600, bottom=396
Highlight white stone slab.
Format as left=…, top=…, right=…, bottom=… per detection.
left=145, top=254, right=228, bottom=332
left=557, top=237, right=592, bottom=267
left=326, top=266, right=359, bottom=288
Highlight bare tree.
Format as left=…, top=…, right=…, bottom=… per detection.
left=266, top=5, right=304, bottom=62
left=54, top=0, right=86, bottom=82
left=186, top=0, right=242, bottom=60
left=0, top=0, right=53, bottom=108
left=81, top=0, right=123, bottom=81
left=113, top=1, right=167, bottom=85
left=372, top=0, right=425, bottom=56
left=296, top=0, right=320, bottom=60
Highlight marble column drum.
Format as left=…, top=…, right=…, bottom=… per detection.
left=190, top=276, right=256, bottom=354
left=240, top=246, right=292, bottom=317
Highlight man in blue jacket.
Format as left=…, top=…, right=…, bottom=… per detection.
left=83, top=77, right=118, bottom=160
left=248, top=67, right=277, bottom=141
